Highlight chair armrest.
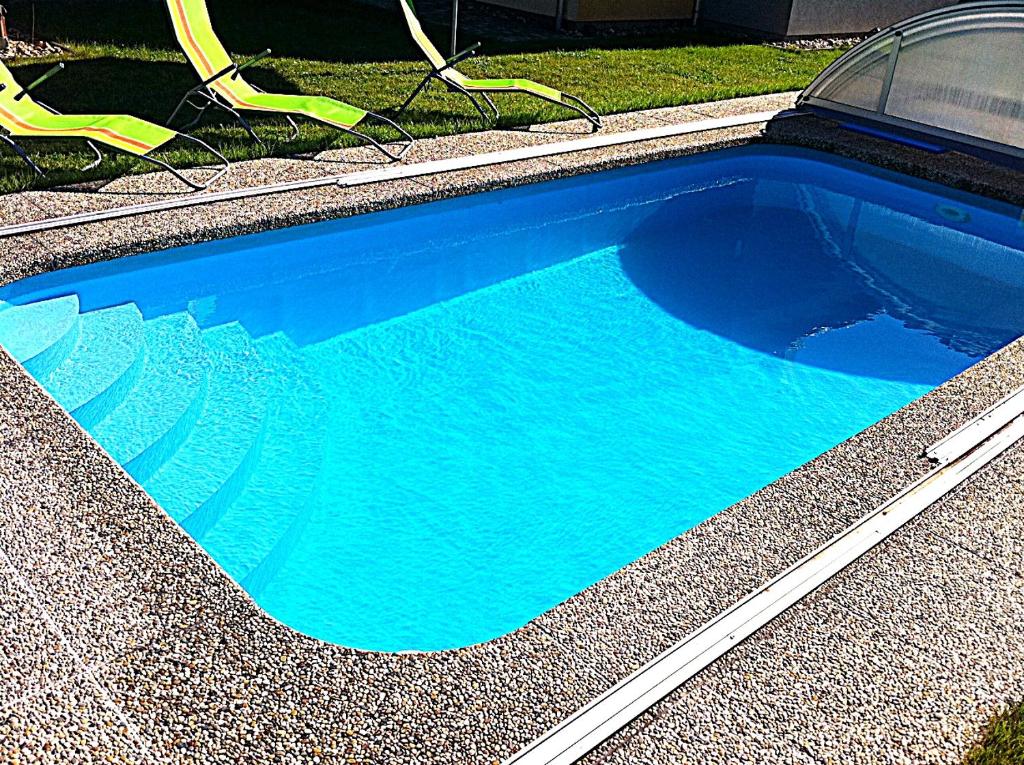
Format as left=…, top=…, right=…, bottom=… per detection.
left=439, top=41, right=481, bottom=72
left=199, top=62, right=240, bottom=88
left=232, top=48, right=272, bottom=80
left=14, top=62, right=64, bottom=101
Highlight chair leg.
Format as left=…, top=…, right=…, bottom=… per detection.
left=466, top=93, right=491, bottom=126
left=350, top=112, right=415, bottom=162
left=167, top=88, right=204, bottom=127
left=0, top=134, right=44, bottom=176
left=481, top=93, right=500, bottom=122
left=170, top=88, right=263, bottom=145
left=82, top=140, right=103, bottom=172
left=561, top=93, right=602, bottom=131
left=446, top=80, right=492, bottom=126
left=516, top=91, right=602, bottom=131
left=198, top=93, right=262, bottom=145
left=140, top=134, right=230, bottom=192
left=396, top=72, right=433, bottom=117
left=285, top=116, right=300, bottom=142
left=170, top=92, right=219, bottom=136
left=180, top=99, right=211, bottom=132
left=224, top=103, right=262, bottom=145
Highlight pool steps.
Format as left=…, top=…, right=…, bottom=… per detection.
left=44, top=303, right=145, bottom=424
left=0, top=294, right=81, bottom=376
left=241, top=497, right=316, bottom=598
left=92, top=313, right=210, bottom=468
left=200, top=332, right=327, bottom=588
left=0, top=296, right=319, bottom=594
left=146, top=322, right=269, bottom=524
left=126, top=371, right=212, bottom=485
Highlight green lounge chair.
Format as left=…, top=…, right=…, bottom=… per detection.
left=396, top=0, right=601, bottom=131
left=0, top=61, right=228, bottom=190
left=165, top=0, right=413, bottom=160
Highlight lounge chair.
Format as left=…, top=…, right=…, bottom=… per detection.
left=0, top=62, right=228, bottom=190
left=164, top=0, right=413, bottom=160
left=396, top=0, right=601, bottom=131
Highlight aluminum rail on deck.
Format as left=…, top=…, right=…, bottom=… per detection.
left=505, top=384, right=1024, bottom=765
left=925, top=386, right=1024, bottom=465
left=0, top=110, right=790, bottom=240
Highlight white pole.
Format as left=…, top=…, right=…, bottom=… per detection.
left=450, top=0, right=459, bottom=55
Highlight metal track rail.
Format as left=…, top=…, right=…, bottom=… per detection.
left=926, top=385, right=1024, bottom=465
left=0, top=110, right=790, bottom=240
left=505, top=386, right=1024, bottom=765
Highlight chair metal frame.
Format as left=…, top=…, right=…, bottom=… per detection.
left=168, top=49, right=414, bottom=161
left=396, top=41, right=602, bottom=132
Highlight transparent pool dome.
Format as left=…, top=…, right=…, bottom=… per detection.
left=798, top=1, right=1024, bottom=161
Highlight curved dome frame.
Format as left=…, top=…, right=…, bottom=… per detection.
left=798, top=1, right=1024, bottom=162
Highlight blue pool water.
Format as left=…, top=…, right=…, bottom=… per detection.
left=2, top=146, right=1023, bottom=651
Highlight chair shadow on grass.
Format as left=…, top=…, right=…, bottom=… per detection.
left=13, top=57, right=326, bottom=135
left=5, top=55, right=587, bottom=194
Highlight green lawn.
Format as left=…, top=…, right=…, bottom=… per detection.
left=966, top=704, right=1024, bottom=765
left=0, top=0, right=841, bottom=193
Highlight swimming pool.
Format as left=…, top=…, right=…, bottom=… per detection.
left=1, top=146, right=1022, bottom=652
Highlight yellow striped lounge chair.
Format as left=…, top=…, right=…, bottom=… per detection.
left=396, top=0, right=601, bottom=130
left=165, top=0, right=413, bottom=160
left=0, top=61, right=228, bottom=190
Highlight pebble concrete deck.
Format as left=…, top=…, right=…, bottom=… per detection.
left=1, top=93, right=1023, bottom=765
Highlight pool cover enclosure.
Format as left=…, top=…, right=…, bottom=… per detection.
left=798, top=1, right=1024, bottom=162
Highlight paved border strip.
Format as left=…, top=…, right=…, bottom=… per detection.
left=505, top=389, right=1024, bottom=765
left=0, top=110, right=789, bottom=240
left=333, top=110, right=788, bottom=187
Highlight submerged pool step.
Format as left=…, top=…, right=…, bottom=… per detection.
left=198, top=332, right=327, bottom=591
left=0, top=295, right=81, bottom=376
left=42, top=303, right=145, bottom=427
left=92, top=312, right=212, bottom=479
left=145, top=322, right=269, bottom=526
left=240, top=503, right=314, bottom=599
